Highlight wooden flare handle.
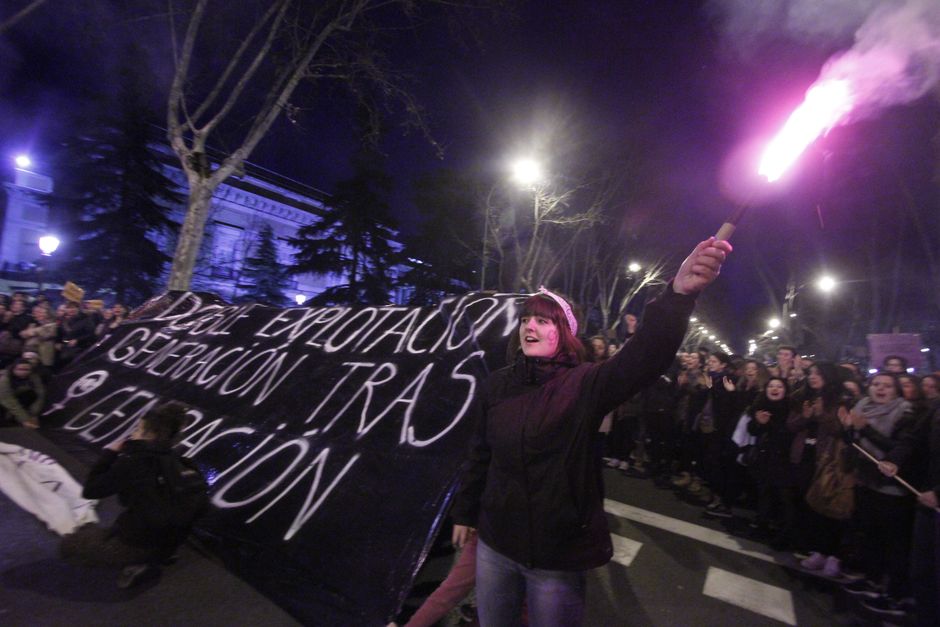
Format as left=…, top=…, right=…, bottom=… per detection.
left=715, top=222, right=736, bottom=241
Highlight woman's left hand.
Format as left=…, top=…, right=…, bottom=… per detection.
left=673, top=237, right=732, bottom=296
left=722, top=376, right=735, bottom=392
left=918, top=490, right=939, bottom=510
left=849, top=411, right=867, bottom=430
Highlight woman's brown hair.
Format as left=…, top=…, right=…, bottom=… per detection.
left=505, top=292, right=586, bottom=364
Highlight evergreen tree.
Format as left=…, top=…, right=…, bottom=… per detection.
left=52, top=48, right=180, bottom=305
left=399, top=168, right=483, bottom=305
left=240, top=224, right=290, bottom=305
left=290, top=149, right=400, bottom=305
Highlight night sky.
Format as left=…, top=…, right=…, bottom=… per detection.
left=2, top=0, right=938, bottom=351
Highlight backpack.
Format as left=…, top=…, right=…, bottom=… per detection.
left=142, top=453, right=210, bottom=529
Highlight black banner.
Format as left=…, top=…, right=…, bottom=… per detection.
left=42, top=291, right=525, bottom=625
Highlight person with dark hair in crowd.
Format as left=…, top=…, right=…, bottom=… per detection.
left=606, top=340, right=620, bottom=358
left=772, top=345, right=804, bottom=390
left=897, top=373, right=927, bottom=419
left=57, top=301, right=97, bottom=369
left=0, top=298, right=33, bottom=367
left=882, top=355, right=908, bottom=374
left=842, top=373, right=918, bottom=617
left=617, top=312, right=638, bottom=344
left=700, top=351, right=739, bottom=518
left=61, top=402, right=207, bottom=588
left=730, top=359, right=770, bottom=426
left=878, top=393, right=940, bottom=626
left=921, top=374, right=940, bottom=414
left=746, top=377, right=795, bottom=543
left=95, top=303, right=129, bottom=337
left=20, top=303, right=58, bottom=379
left=588, top=335, right=609, bottom=363
left=642, top=357, right=681, bottom=483
left=0, top=357, right=45, bottom=428
left=450, top=238, right=730, bottom=625
left=672, top=350, right=709, bottom=494
left=790, top=361, right=852, bottom=578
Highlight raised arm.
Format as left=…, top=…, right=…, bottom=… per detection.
left=589, top=238, right=731, bottom=416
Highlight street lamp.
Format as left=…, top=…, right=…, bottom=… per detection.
left=36, top=235, right=60, bottom=295
left=481, top=156, right=546, bottom=290
left=14, top=154, right=31, bottom=169
left=38, top=235, right=60, bottom=256
left=627, top=261, right=642, bottom=273
left=294, top=294, right=307, bottom=306
left=510, top=157, right=544, bottom=188
left=816, top=275, right=837, bottom=293
left=768, top=317, right=781, bottom=330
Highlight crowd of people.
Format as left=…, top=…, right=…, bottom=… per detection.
left=0, top=270, right=936, bottom=624
left=0, top=291, right=127, bottom=428
left=594, top=340, right=939, bottom=624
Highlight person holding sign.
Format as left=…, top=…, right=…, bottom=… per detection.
left=450, top=237, right=730, bottom=626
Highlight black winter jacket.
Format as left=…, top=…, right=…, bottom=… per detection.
left=885, top=405, right=940, bottom=503
left=451, top=287, right=695, bottom=570
left=83, top=440, right=190, bottom=552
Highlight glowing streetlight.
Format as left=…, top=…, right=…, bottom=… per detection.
left=768, top=317, right=781, bottom=330
left=294, top=294, right=307, bottom=306
left=510, top=157, right=544, bottom=188
left=14, top=154, right=31, bottom=169
left=816, top=275, right=837, bottom=293
left=38, top=235, right=60, bottom=256
left=627, top=261, right=641, bottom=273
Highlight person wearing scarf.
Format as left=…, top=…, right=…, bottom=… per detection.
left=450, top=238, right=730, bottom=626
left=843, top=373, right=919, bottom=613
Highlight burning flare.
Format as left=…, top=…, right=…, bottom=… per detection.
left=758, top=79, right=854, bottom=182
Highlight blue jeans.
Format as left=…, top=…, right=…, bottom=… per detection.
left=475, top=538, right=586, bottom=626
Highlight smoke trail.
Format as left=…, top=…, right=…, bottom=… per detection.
left=711, top=0, right=940, bottom=125
left=820, top=0, right=940, bottom=123
left=707, top=0, right=881, bottom=53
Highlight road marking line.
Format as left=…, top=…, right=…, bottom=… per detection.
left=604, top=498, right=786, bottom=565
left=609, top=533, right=642, bottom=567
left=703, top=566, right=797, bottom=626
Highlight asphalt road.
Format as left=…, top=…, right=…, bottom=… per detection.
left=1, top=428, right=891, bottom=626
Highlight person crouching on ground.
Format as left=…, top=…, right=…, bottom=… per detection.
left=0, top=357, right=45, bottom=429
left=61, top=402, right=207, bottom=588
left=449, top=238, right=730, bottom=626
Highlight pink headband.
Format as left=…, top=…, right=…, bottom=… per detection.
left=536, top=286, right=578, bottom=336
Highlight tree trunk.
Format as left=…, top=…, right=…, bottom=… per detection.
left=167, top=179, right=216, bottom=291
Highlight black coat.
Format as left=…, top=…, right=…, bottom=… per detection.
left=882, top=405, right=937, bottom=499
left=451, top=287, right=694, bottom=570
left=83, top=440, right=188, bottom=551
left=746, top=396, right=796, bottom=487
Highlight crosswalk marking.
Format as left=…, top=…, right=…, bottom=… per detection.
left=603, top=498, right=785, bottom=565
left=703, top=566, right=797, bottom=626
left=609, top=533, right=642, bottom=567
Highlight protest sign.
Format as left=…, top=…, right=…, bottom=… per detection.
left=42, top=290, right=524, bottom=625
left=866, top=333, right=925, bottom=372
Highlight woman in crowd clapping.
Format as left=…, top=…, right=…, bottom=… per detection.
left=841, top=373, right=918, bottom=608
left=789, top=361, right=850, bottom=577
left=746, top=377, right=796, bottom=546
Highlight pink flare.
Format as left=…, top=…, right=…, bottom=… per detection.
left=758, top=80, right=854, bottom=182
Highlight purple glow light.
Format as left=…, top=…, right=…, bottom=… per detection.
left=758, top=80, right=854, bottom=182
